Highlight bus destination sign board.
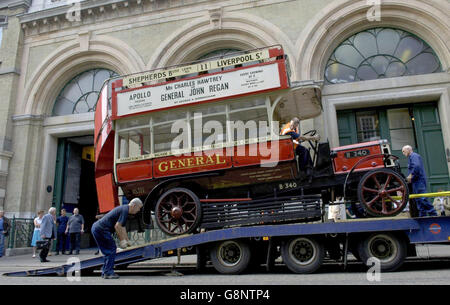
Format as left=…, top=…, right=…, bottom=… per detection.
left=115, top=62, right=284, bottom=118
left=122, top=49, right=271, bottom=87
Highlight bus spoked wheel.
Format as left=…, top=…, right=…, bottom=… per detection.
left=155, top=188, right=202, bottom=235
left=357, top=168, right=409, bottom=217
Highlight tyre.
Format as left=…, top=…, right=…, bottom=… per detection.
left=210, top=239, right=251, bottom=274
left=281, top=236, right=324, bottom=274
left=357, top=168, right=409, bottom=217
left=155, top=187, right=202, bottom=235
left=357, top=233, right=407, bottom=272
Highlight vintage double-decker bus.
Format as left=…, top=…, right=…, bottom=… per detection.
left=95, top=46, right=409, bottom=236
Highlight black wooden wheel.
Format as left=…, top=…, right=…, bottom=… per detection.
left=357, top=168, right=409, bottom=217
left=155, top=187, right=202, bottom=235
left=210, top=239, right=251, bottom=274
left=281, top=236, right=324, bottom=274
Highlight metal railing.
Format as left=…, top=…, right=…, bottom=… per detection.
left=128, top=229, right=168, bottom=246
left=7, top=217, right=35, bottom=249
left=5, top=216, right=169, bottom=249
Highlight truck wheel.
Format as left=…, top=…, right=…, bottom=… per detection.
left=210, top=240, right=251, bottom=274
left=357, top=168, right=409, bottom=217
left=357, top=233, right=407, bottom=272
left=155, top=188, right=202, bottom=235
left=281, top=236, right=324, bottom=274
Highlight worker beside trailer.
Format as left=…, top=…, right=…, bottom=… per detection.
left=402, top=145, right=438, bottom=217
left=91, top=198, right=143, bottom=279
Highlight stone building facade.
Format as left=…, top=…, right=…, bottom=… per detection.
left=0, top=0, right=449, bottom=219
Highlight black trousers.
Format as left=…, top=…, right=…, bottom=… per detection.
left=57, top=231, right=68, bottom=253
left=296, top=145, right=313, bottom=170
left=39, top=238, right=51, bottom=261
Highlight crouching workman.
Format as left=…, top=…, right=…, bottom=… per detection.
left=91, top=198, right=143, bottom=279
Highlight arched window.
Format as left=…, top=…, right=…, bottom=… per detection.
left=197, top=48, right=243, bottom=73
left=178, top=48, right=243, bottom=79
left=52, top=69, right=118, bottom=116
left=197, top=48, right=242, bottom=60
left=324, top=28, right=442, bottom=84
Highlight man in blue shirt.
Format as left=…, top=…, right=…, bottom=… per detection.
left=402, top=145, right=437, bottom=217
left=91, top=198, right=143, bottom=279
left=55, top=208, right=69, bottom=255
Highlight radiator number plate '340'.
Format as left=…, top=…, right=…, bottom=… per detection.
left=344, top=149, right=370, bottom=159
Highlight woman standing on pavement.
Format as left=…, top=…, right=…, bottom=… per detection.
left=31, top=210, right=45, bottom=258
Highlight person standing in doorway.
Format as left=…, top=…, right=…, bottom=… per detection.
left=0, top=210, right=11, bottom=258
left=56, top=208, right=69, bottom=255
left=66, top=208, right=85, bottom=255
left=402, top=145, right=438, bottom=217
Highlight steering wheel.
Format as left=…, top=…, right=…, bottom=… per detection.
left=302, top=129, right=317, bottom=137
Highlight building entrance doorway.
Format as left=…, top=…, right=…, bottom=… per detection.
left=337, top=102, right=450, bottom=192
left=52, top=136, right=99, bottom=248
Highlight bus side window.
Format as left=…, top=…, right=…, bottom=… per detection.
left=153, top=121, right=189, bottom=153
left=228, top=98, right=269, bottom=141
left=118, top=128, right=150, bottom=158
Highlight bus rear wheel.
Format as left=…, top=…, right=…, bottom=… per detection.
left=155, top=188, right=202, bottom=235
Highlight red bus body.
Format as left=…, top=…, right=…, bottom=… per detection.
left=94, top=45, right=404, bottom=229
left=94, top=46, right=297, bottom=213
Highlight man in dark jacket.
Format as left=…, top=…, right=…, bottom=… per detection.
left=0, top=210, right=11, bottom=258
left=402, top=145, right=438, bottom=217
left=91, top=198, right=143, bottom=279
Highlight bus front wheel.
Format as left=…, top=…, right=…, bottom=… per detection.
left=155, top=187, right=202, bottom=235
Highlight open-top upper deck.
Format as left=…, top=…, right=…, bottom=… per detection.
left=96, top=46, right=322, bottom=160
left=95, top=46, right=322, bottom=135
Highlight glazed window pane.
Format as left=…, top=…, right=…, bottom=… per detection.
left=325, top=28, right=441, bottom=84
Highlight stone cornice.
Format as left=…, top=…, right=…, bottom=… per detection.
left=18, top=0, right=270, bottom=36
left=0, top=150, right=14, bottom=159
left=11, top=114, right=46, bottom=125
left=0, top=68, right=21, bottom=76
left=0, top=0, right=31, bottom=11
left=20, top=0, right=212, bottom=34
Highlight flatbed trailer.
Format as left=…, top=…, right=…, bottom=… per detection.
left=4, top=215, right=450, bottom=277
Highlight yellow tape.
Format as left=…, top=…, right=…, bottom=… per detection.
left=391, top=191, right=450, bottom=200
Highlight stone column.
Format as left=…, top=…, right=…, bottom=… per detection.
left=0, top=1, right=31, bottom=216
left=5, top=115, right=45, bottom=218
